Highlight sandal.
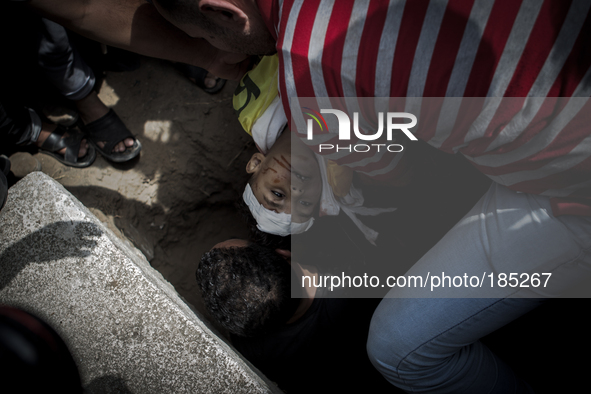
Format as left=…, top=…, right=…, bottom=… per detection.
left=38, top=125, right=96, bottom=168
left=175, top=63, right=226, bottom=94
left=79, top=109, right=142, bottom=163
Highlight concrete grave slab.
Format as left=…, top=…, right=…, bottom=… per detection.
left=0, top=172, right=280, bottom=394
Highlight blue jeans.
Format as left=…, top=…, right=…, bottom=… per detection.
left=367, top=184, right=591, bottom=393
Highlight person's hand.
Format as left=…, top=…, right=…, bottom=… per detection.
left=275, top=249, right=292, bottom=265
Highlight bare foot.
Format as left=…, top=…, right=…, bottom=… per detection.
left=75, top=91, right=134, bottom=153
left=36, top=123, right=88, bottom=158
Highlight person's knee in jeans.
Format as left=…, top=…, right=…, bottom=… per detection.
left=366, top=299, right=435, bottom=390
left=366, top=297, right=541, bottom=393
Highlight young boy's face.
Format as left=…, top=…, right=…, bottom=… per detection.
left=246, top=133, right=322, bottom=224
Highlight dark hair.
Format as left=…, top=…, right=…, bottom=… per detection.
left=196, top=243, right=299, bottom=337
left=236, top=179, right=291, bottom=251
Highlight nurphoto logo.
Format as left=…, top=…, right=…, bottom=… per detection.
left=304, top=108, right=418, bottom=153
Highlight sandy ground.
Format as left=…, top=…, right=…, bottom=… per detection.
left=12, top=56, right=257, bottom=322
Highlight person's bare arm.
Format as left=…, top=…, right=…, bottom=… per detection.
left=27, top=0, right=249, bottom=80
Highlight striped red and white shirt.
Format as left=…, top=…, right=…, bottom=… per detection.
left=256, top=0, right=591, bottom=216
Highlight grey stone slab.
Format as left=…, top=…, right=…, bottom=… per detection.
left=0, top=172, right=280, bottom=394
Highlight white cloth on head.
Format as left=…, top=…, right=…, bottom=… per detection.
left=291, top=217, right=315, bottom=234
left=251, top=96, right=287, bottom=154
left=248, top=98, right=317, bottom=235
left=315, top=154, right=397, bottom=245
left=243, top=184, right=315, bottom=236
left=243, top=184, right=291, bottom=236
left=247, top=95, right=395, bottom=241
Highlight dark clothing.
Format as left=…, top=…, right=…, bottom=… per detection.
left=0, top=155, right=9, bottom=210
left=232, top=297, right=393, bottom=393
left=1, top=103, right=39, bottom=147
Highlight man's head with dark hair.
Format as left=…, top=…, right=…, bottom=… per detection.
left=153, top=0, right=276, bottom=55
left=196, top=240, right=299, bottom=337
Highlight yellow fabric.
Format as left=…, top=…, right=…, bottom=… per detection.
left=327, top=160, right=354, bottom=198
left=233, top=55, right=279, bottom=136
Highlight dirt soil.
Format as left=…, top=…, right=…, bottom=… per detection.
left=13, top=56, right=257, bottom=322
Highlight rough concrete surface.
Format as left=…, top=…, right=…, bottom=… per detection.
left=0, top=172, right=280, bottom=394
left=15, top=56, right=258, bottom=324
